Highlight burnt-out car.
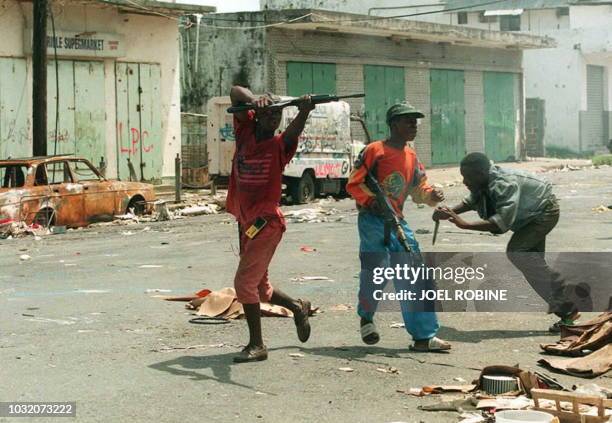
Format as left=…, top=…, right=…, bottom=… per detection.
left=0, top=156, right=155, bottom=228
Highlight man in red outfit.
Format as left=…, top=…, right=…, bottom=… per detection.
left=228, top=85, right=314, bottom=363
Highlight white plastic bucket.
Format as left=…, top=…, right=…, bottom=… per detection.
left=495, top=410, right=554, bottom=423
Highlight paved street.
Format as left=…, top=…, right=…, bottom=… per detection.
left=1, top=163, right=610, bottom=422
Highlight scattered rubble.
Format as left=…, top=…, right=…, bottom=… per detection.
left=1, top=221, right=50, bottom=239
left=291, top=276, right=335, bottom=282
left=329, top=304, right=353, bottom=312
left=404, top=362, right=612, bottom=422
left=376, top=367, right=400, bottom=375
left=178, top=204, right=220, bottom=217
left=284, top=207, right=344, bottom=223
left=593, top=205, right=612, bottom=213
left=539, top=312, right=612, bottom=378
left=159, top=287, right=318, bottom=320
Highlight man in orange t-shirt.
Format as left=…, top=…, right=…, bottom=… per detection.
left=228, top=85, right=315, bottom=363
left=347, top=102, right=451, bottom=352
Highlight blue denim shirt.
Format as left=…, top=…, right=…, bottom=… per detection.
left=462, top=166, right=556, bottom=233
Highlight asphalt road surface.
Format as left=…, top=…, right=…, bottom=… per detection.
left=1, top=165, right=610, bottom=422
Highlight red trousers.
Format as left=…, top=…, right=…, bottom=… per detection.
left=234, top=217, right=284, bottom=304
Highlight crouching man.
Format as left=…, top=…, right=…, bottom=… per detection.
left=227, top=86, right=315, bottom=362
left=433, top=152, right=578, bottom=332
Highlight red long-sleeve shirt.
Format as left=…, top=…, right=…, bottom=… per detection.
left=226, top=111, right=298, bottom=225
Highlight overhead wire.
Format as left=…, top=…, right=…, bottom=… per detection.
left=105, top=0, right=511, bottom=30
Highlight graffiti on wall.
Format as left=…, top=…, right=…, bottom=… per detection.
left=117, top=122, right=154, bottom=155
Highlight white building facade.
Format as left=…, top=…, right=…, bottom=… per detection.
left=261, top=0, right=612, bottom=155
left=0, top=0, right=214, bottom=183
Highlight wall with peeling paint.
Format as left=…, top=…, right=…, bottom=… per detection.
left=524, top=9, right=612, bottom=153
left=180, top=12, right=268, bottom=114
left=0, top=0, right=183, bottom=183
left=184, top=13, right=524, bottom=166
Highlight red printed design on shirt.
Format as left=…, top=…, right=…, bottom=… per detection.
left=226, top=111, right=298, bottom=225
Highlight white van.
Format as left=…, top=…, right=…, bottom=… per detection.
left=207, top=96, right=365, bottom=203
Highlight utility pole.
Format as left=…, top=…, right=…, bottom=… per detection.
left=32, top=0, right=48, bottom=157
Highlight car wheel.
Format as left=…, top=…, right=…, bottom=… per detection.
left=127, top=196, right=146, bottom=215
left=291, top=172, right=316, bottom=204
left=34, top=208, right=55, bottom=227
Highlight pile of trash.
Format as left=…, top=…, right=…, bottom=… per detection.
left=154, top=287, right=318, bottom=320
left=0, top=221, right=50, bottom=239
left=405, top=312, right=612, bottom=423
left=539, top=312, right=612, bottom=378
left=404, top=363, right=611, bottom=423
left=91, top=195, right=226, bottom=228
left=284, top=207, right=344, bottom=223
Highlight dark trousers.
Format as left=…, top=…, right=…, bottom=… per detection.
left=506, top=198, right=575, bottom=317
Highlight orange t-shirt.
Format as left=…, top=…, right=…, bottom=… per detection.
left=346, top=140, right=438, bottom=217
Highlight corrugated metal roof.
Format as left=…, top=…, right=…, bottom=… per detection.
left=444, top=0, right=571, bottom=11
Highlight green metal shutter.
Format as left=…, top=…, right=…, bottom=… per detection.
left=0, top=58, right=29, bottom=159
left=364, top=65, right=405, bottom=141
left=287, top=62, right=312, bottom=97
left=115, top=62, right=163, bottom=182
left=430, top=69, right=466, bottom=165
left=484, top=72, right=516, bottom=162
left=312, top=63, right=336, bottom=95
left=584, top=65, right=605, bottom=151
left=74, top=61, right=106, bottom=166
left=46, top=60, right=75, bottom=157
left=287, top=62, right=336, bottom=96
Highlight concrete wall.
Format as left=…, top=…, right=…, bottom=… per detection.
left=522, top=9, right=569, bottom=33
left=265, top=28, right=523, bottom=165
left=0, top=0, right=182, bottom=181
left=261, top=0, right=446, bottom=23
left=523, top=44, right=582, bottom=152
left=464, top=71, right=485, bottom=153
left=571, top=5, right=612, bottom=29
left=181, top=12, right=268, bottom=114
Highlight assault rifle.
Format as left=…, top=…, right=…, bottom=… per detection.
left=227, top=93, right=365, bottom=114
left=364, top=165, right=412, bottom=253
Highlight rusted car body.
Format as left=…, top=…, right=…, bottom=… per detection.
left=0, top=156, right=155, bottom=228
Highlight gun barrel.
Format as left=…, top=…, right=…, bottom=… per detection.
left=227, top=93, right=365, bottom=113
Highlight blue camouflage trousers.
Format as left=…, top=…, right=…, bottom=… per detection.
left=357, top=212, right=439, bottom=341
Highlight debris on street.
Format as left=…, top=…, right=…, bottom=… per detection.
left=178, top=203, right=220, bottom=216
left=284, top=207, right=345, bottom=223
left=404, top=363, right=612, bottom=421
left=159, top=287, right=318, bottom=320
left=376, top=367, right=400, bottom=375
left=531, top=388, right=612, bottom=422
left=1, top=221, right=50, bottom=239
left=539, top=312, right=612, bottom=377
left=291, top=276, right=334, bottom=282
left=329, top=304, right=353, bottom=312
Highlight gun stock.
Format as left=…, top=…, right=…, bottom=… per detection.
left=365, top=170, right=412, bottom=253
